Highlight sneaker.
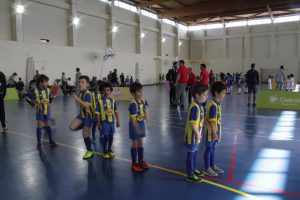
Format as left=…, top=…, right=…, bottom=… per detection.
left=107, top=151, right=115, bottom=158
left=252, top=103, right=256, bottom=108
left=37, top=143, right=42, bottom=151
left=213, top=166, right=224, bottom=174
left=2, top=126, right=7, bottom=131
left=83, top=150, right=94, bottom=159
left=131, top=164, right=143, bottom=172
left=185, top=175, right=202, bottom=183
left=102, top=152, right=110, bottom=159
left=203, top=167, right=218, bottom=177
left=139, top=161, right=149, bottom=169
left=194, top=169, right=204, bottom=177
left=49, top=141, right=58, bottom=148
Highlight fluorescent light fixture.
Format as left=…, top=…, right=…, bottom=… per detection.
left=141, top=33, right=145, bottom=38
left=112, top=25, right=118, bottom=32
left=179, top=42, right=182, bottom=46
left=16, top=4, right=24, bottom=14
left=162, top=37, right=166, bottom=42
left=72, top=17, right=80, bottom=26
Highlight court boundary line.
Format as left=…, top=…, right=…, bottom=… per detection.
left=3, top=129, right=258, bottom=200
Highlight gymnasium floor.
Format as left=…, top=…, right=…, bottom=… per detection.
left=1, top=85, right=300, bottom=200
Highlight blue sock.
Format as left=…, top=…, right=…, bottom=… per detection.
left=210, top=148, right=215, bottom=168
left=44, top=126, right=53, bottom=141
left=108, top=134, right=114, bottom=151
left=204, top=146, right=212, bottom=170
left=193, top=150, right=198, bottom=170
left=36, top=128, right=42, bottom=143
left=102, top=135, right=108, bottom=153
left=137, top=147, right=144, bottom=163
left=92, top=121, right=97, bottom=140
left=186, top=151, right=194, bottom=176
left=131, top=148, right=137, bottom=164
left=83, top=137, right=92, bottom=151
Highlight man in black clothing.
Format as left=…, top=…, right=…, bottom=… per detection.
left=120, top=73, right=125, bottom=86
left=245, top=63, right=259, bottom=107
left=0, top=71, right=7, bottom=131
left=166, top=62, right=178, bottom=104
left=16, top=77, right=25, bottom=97
left=111, top=69, right=118, bottom=86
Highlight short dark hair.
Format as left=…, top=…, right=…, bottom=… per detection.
left=201, top=64, right=206, bottom=69
left=19, top=78, right=22, bottom=80
left=173, top=61, right=178, bottom=65
left=280, top=65, right=284, bottom=69
left=179, top=60, right=185, bottom=65
left=79, top=75, right=89, bottom=83
left=192, top=85, right=208, bottom=99
left=251, top=63, right=255, bottom=68
left=36, top=74, right=49, bottom=85
left=130, top=82, right=143, bottom=94
left=13, top=72, right=17, bottom=76
left=211, top=81, right=226, bottom=97
left=76, top=68, right=80, bottom=72
left=101, top=82, right=113, bottom=92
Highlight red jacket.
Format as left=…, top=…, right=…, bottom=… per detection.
left=187, top=72, right=196, bottom=86
left=200, top=69, right=209, bottom=86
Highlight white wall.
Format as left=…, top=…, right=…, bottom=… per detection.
left=0, top=0, right=11, bottom=41
left=191, top=22, right=300, bottom=81
left=115, top=23, right=136, bottom=54
left=23, top=1, right=68, bottom=46
left=143, top=30, right=157, bottom=56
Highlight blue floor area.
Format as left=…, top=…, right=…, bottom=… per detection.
left=1, top=85, right=300, bottom=200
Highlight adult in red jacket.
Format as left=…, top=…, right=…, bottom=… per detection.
left=199, top=64, right=209, bottom=87
left=187, top=68, right=196, bottom=105
left=209, top=70, right=215, bottom=87
left=174, top=60, right=189, bottom=108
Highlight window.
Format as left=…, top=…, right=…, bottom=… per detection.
left=141, top=9, right=158, bottom=20
left=114, top=1, right=137, bottom=12
left=226, top=20, right=247, bottom=28
left=274, top=15, right=300, bottom=23
left=248, top=18, right=272, bottom=25
left=178, top=24, right=189, bottom=30
left=205, top=23, right=223, bottom=29
left=163, top=19, right=176, bottom=26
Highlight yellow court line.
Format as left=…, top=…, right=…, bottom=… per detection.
left=4, top=130, right=258, bottom=200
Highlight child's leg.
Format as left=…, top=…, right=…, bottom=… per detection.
left=137, top=139, right=144, bottom=163
left=193, top=150, right=198, bottom=170
left=102, top=135, right=108, bottom=153
left=36, top=120, right=43, bottom=144
left=43, top=121, right=53, bottom=141
left=91, top=120, right=97, bottom=141
left=108, top=133, right=114, bottom=152
left=82, top=126, right=92, bottom=151
left=131, top=140, right=138, bottom=164
left=186, top=151, right=195, bottom=176
left=210, top=142, right=216, bottom=168
left=204, top=145, right=213, bottom=170
left=69, top=118, right=83, bottom=131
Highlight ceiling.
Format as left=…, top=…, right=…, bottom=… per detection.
left=125, top=0, right=300, bottom=25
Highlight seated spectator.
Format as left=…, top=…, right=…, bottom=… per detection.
left=7, top=72, right=17, bottom=88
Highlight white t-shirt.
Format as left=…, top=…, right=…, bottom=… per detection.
left=268, top=79, right=272, bottom=90
left=288, top=78, right=295, bottom=90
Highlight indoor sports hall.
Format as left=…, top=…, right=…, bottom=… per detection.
left=0, top=0, right=300, bottom=200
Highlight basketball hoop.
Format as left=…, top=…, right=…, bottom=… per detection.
left=103, top=47, right=115, bottom=61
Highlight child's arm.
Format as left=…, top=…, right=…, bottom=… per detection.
left=73, top=94, right=90, bottom=108
left=208, top=120, right=218, bottom=140
left=96, top=115, right=103, bottom=132
left=115, top=111, right=120, bottom=127
left=189, top=122, right=201, bottom=140
left=131, top=117, right=143, bottom=135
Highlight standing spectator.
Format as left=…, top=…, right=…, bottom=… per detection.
left=120, top=73, right=125, bottom=86
left=220, top=72, right=225, bottom=81
left=209, top=70, right=215, bottom=87
left=199, top=64, right=209, bottom=87
left=166, top=62, right=178, bottom=104
left=187, top=68, right=196, bottom=105
left=16, top=78, right=25, bottom=97
left=61, top=72, right=67, bottom=95
left=0, top=71, right=7, bottom=131
left=75, top=68, right=81, bottom=92
left=7, top=72, right=17, bottom=88
left=130, top=76, right=134, bottom=85
left=107, top=71, right=112, bottom=83
left=275, top=65, right=286, bottom=91
left=111, top=69, right=118, bottom=86
left=174, top=60, right=190, bottom=108
left=245, top=63, right=259, bottom=107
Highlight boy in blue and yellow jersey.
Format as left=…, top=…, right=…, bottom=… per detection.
left=203, top=81, right=226, bottom=177
left=129, top=83, right=149, bottom=172
left=69, top=76, right=94, bottom=159
left=31, top=74, right=57, bottom=151
left=95, top=82, right=120, bottom=159
left=184, top=85, right=208, bottom=182
left=91, top=85, right=102, bottom=143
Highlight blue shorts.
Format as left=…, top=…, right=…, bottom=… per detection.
left=205, top=140, right=218, bottom=148
left=184, top=142, right=200, bottom=152
left=102, top=122, right=115, bottom=136
left=36, top=113, right=51, bottom=121
left=76, top=115, right=93, bottom=128
left=129, top=121, right=145, bottom=140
